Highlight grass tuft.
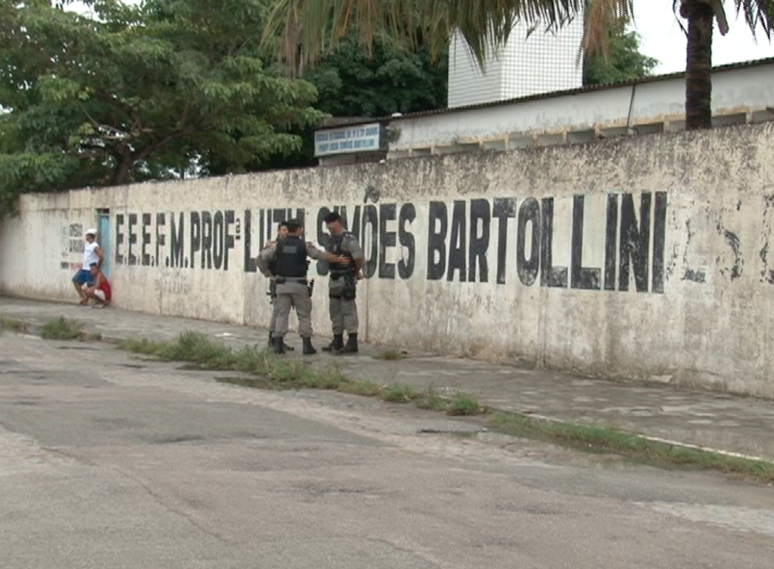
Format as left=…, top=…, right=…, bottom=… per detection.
left=446, top=392, right=485, bottom=416
left=380, top=383, right=418, bottom=403
left=163, top=331, right=232, bottom=366
left=120, top=332, right=347, bottom=390
left=0, top=316, right=29, bottom=333
left=414, top=386, right=449, bottom=412
left=39, top=317, right=85, bottom=340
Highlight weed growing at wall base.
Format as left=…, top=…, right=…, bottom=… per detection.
left=115, top=331, right=486, bottom=416
left=118, top=331, right=347, bottom=389
left=40, top=317, right=86, bottom=340
left=447, top=392, right=485, bottom=416
left=380, top=383, right=418, bottom=403
left=2, top=315, right=101, bottom=340
left=413, top=385, right=449, bottom=411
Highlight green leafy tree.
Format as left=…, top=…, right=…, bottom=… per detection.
left=583, top=19, right=659, bottom=85
left=306, top=32, right=448, bottom=117
left=0, top=0, right=322, bottom=216
left=265, top=0, right=774, bottom=131
left=260, top=30, right=448, bottom=170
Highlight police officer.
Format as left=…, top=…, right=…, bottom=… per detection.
left=264, top=221, right=290, bottom=349
left=257, top=219, right=346, bottom=355
left=321, top=212, right=364, bottom=354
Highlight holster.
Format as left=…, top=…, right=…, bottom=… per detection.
left=342, top=273, right=357, bottom=301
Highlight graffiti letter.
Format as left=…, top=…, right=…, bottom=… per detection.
left=398, top=203, right=416, bottom=280
left=517, top=198, right=540, bottom=287
left=427, top=201, right=448, bottom=280
left=469, top=199, right=490, bottom=283
left=379, top=203, right=397, bottom=279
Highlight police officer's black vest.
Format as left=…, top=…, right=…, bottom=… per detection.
left=327, top=232, right=354, bottom=275
left=274, top=237, right=308, bottom=278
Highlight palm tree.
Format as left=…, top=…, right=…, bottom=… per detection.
left=264, top=0, right=773, bottom=130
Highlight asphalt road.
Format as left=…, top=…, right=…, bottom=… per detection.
left=1, top=333, right=773, bottom=569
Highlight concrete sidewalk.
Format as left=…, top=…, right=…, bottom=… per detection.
left=2, top=296, right=774, bottom=463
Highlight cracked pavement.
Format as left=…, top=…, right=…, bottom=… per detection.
left=2, top=332, right=774, bottom=568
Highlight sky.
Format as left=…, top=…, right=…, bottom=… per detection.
left=633, top=3, right=774, bottom=73
left=67, top=1, right=774, bottom=75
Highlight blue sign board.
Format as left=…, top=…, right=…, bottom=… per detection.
left=314, top=123, right=382, bottom=157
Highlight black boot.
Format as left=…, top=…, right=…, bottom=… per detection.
left=322, top=334, right=344, bottom=352
left=339, top=334, right=358, bottom=354
left=269, top=331, right=293, bottom=351
left=302, top=337, right=317, bottom=355
left=273, top=336, right=287, bottom=354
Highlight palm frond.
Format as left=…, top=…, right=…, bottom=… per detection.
left=582, top=0, right=634, bottom=57
left=735, top=0, right=774, bottom=39
left=263, top=0, right=621, bottom=73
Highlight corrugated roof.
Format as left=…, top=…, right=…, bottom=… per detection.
left=316, top=57, right=774, bottom=130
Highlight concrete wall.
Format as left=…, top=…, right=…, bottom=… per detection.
left=3, top=124, right=774, bottom=397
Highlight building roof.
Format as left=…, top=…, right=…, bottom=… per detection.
left=315, top=57, right=774, bottom=130
left=321, top=117, right=373, bottom=128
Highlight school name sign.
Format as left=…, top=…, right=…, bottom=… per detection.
left=112, top=192, right=668, bottom=294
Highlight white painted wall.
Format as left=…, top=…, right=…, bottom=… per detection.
left=3, top=124, right=774, bottom=398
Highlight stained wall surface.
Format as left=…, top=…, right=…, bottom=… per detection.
left=3, top=125, right=773, bottom=396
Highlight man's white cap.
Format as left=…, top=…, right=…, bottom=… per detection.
left=85, top=228, right=98, bottom=236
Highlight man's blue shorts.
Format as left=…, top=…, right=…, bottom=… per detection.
left=72, top=269, right=95, bottom=286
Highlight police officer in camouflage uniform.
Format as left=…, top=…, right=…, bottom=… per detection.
left=321, top=212, right=364, bottom=355
left=257, top=219, right=347, bottom=355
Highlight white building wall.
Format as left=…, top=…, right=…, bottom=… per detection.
left=498, top=18, right=584, bottom=99
left=448, top=19, right=584, bottom=108
left=447, top=35, right=506, bottom=109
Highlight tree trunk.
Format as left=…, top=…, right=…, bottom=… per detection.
left=111, top=151, right=134, bottom=186
left=682, top=1, right=714, bottom=130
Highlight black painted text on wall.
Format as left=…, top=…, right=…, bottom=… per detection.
left=112, top=192, right=667, bottom=293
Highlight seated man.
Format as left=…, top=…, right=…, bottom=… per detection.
left=73, top=228, right=103, bottom=305
left=82, top=263, right=112, bottom=308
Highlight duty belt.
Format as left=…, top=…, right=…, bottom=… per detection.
left=329, top=271, right=351, bottom=280
left=275, top=277, right=308, bottom=285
